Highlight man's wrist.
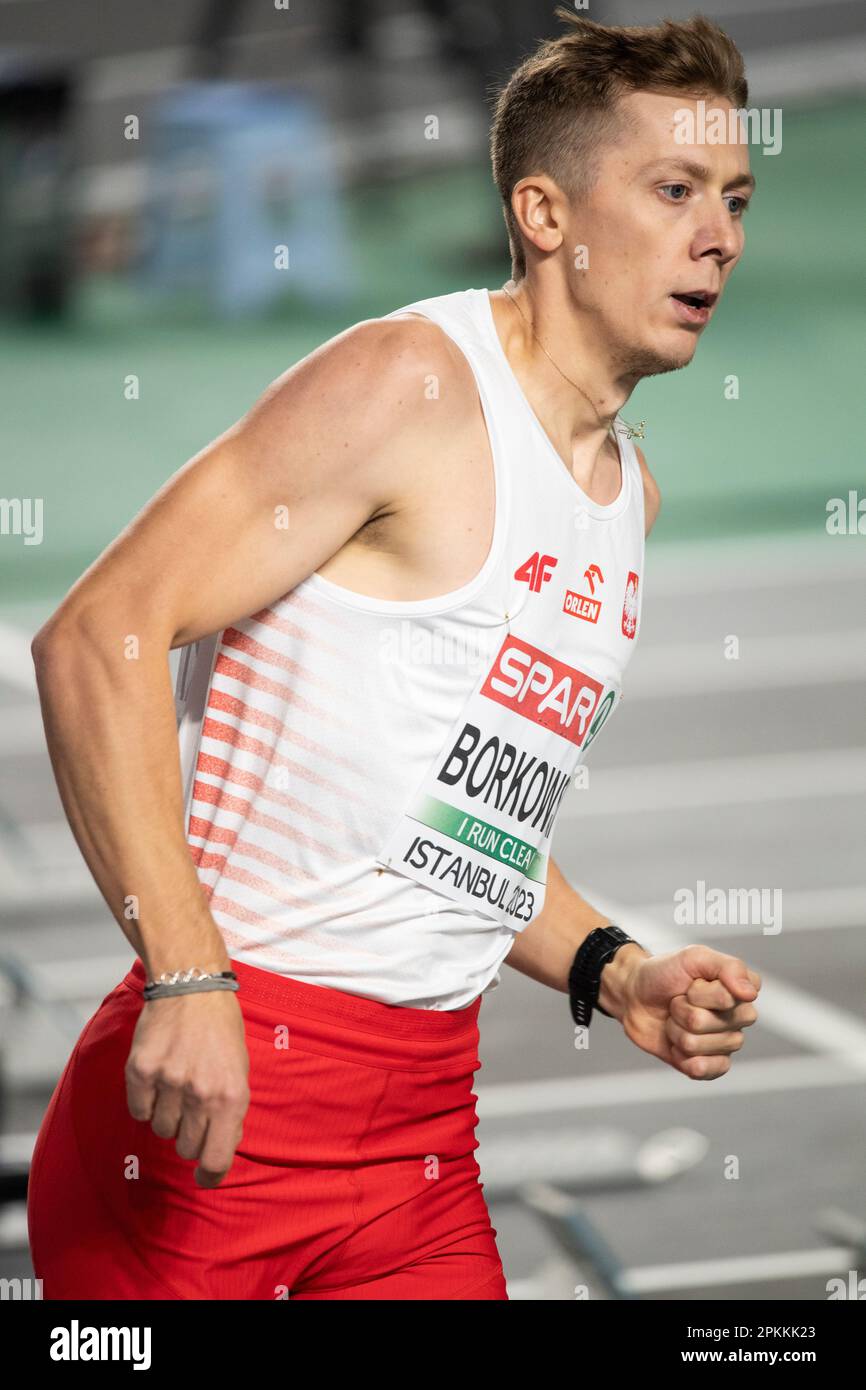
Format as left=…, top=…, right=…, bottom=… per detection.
left=597, top=941, right=650, bottom=1021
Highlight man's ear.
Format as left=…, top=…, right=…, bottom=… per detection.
left=510, top=173, right=567, bottom=261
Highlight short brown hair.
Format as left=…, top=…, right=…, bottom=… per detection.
left=490, top=10, right=749, bottom=279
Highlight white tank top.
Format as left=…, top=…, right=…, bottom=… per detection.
left=173, top=288, right=646, bottom=1009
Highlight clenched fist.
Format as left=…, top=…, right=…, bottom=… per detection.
left=616, top=944, right=761, bottom=1080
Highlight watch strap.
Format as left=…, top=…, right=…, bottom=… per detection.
left=568, top=924, right=638, bottom=1027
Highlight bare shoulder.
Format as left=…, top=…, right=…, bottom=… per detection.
left=248, top=312, right=473, bottom=420
left=336, top=311, right=478, bottom=406
left=225, top=310, right=482, bottom=518
left=374, top=310, right=482, bottom=422
left=633, top=443, right=661, bottom=537
left=249, top=311, right=481, bottom=457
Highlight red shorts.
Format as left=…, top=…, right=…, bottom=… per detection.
left=27, top=957, right=508, bottom=1300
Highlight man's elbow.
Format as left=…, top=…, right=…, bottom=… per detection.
left=31, top=598, right=104, bottom=674
left=32, top=593, right=84, bottom=656
left=31, top=613, right=70, bottom=668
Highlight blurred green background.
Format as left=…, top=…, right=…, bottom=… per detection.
left=2, top=97, right=864, bottom=606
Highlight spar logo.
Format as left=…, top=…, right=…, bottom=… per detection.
left=480, top=634, right=607, bottom=747
left=563, top=562, right=604, bottom=625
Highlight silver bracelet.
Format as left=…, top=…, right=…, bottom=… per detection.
left=143, top=968, right=238, bottom=1002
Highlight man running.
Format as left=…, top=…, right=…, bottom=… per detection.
left=28, top=12, right=760, bottom=1301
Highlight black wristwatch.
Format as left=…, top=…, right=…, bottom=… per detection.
left=568, top=924, right=641, bottom=1028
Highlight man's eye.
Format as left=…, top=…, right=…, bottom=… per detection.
left=660, top=183, right=689, bottom=201
left=725, top=195, right=750, bottom=216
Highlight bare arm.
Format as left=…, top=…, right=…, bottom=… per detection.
left=506, top=462, right=763, bottom=1075
left=31, top=316, right=460, bottom=971
left=503, top=858, right=760, bottom=1082
left=31, top=314, right=466, bottom=1183
left=635, top=443, right=661, bottom=536
left=502, top=858, right=649, bottom=1019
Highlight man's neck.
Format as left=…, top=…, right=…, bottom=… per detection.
left=488, top=280, right=638, bottom=496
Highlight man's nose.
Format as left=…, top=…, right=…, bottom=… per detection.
left=694, top=200, right=742, bottom=264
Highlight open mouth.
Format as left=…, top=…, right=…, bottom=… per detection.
left=670, top=290, right=717, bottom=324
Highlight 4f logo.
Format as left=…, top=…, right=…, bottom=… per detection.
left=515, top=551, right=557, bottom=593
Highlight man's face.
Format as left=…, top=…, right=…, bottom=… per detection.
left=566, top=90, right=754, bottom=378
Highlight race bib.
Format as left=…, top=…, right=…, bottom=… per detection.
left=375, top=632, right=620, bottom=928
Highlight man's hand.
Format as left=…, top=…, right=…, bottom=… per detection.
left=615, top=945, right=761, bottom=1080
left=125, top=991, right=251, bottom=1187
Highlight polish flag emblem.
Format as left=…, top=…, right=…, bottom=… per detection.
left=622, top=572, right=639, bottom=639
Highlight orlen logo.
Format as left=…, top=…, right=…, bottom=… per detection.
left=514, top=551, right=557, bottom=593
left=564, top=563, right=603, bottom=623
left=480, top=634, right=604, bottom=746
left=563, top=592, right=600, bottom=624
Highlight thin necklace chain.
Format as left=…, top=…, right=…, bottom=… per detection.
left=500, top=282, right=646, bottom=442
